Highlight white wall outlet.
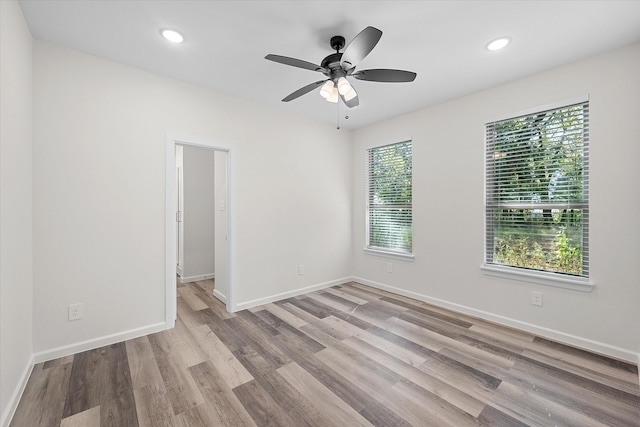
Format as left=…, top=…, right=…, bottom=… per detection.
left=298, top=265, right=305, bottom=276
left=531, top=291, right=543, bottom=307
left=69, top=303, right=83, bottom=320
left=387, top=262, right=393, bottom=273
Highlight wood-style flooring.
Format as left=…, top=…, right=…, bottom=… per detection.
left=11, top=279, right=640, bottom=426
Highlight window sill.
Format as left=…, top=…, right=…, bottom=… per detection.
left=364, top=247, right=415, bottom=262
left=481, top=264, right=595, bottom=292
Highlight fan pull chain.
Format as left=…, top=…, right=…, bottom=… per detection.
left=336, top=99, right=340, bottom=130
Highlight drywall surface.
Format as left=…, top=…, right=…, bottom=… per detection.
left=352, top=43, right=640, bottom=361
left=0, top=0, right=34, bottom=424
left=181, top=145, right=215, bottom=280
left=32, top=40, right=352, bottom=354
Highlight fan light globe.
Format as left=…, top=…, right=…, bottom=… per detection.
left=326, top=88, right=339, bottom=103
left=319, top=81, right=335, bottom=99
left=337, top=77, right=351, bottom=95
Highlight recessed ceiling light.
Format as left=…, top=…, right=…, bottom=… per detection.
left=486, top=37, right=511, bottom=51
left=161, top=29, right=184, bottom=43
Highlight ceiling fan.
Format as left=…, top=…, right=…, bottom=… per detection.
left=265, top=26, right=417, bottom=108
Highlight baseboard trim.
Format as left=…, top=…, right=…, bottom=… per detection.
left=1, top=354, right=34, bottom=427
left=213, top=289, right=227, bottom=304
left=180, top=273, right=214, bottom=284
left=233, top=277, right=352, bottom=312
left=32, top=322, right=168, bottom=364
left=352, top=276, right=639, bottom=364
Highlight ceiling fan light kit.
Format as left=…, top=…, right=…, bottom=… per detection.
left=265, top=26, right=417, bottom=110
left=319, top=81, right=335, bottom=99
left=326, top=88, right=339, bottom=104
left=337, top=77, right=351, bottom=95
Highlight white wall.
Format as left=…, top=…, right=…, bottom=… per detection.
left=352, top=43, right=640, bottom=362
left=32, top=40, right=352, bottom=356
left=181, top=145, right=215, bottom=281
left=0, top=0, right=34, bottom=425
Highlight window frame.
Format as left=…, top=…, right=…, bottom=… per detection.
left=483, top=97, right=594, bottom=291
left=365, top=140, right=414, bottom=261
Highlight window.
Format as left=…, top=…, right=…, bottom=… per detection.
left=485, top=100, right=589, bottom=279
left=367, top=140, right=412, bottom=256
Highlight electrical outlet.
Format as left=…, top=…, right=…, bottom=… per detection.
left=298, top=265, right=305, bottom=276
left=531, top=291, right=543, bottom=307
left=387, top=262, right=393, bottom=273
left=69, top=303, right=83, bottom=320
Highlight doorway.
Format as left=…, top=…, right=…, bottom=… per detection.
left=165, top=133, right=235, bottom=328
left=175, top=144, right=216, bottom=285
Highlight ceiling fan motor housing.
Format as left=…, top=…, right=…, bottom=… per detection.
left=321, top=52, right=347, bottom=81
left=320, top=36, right=349, bottom=82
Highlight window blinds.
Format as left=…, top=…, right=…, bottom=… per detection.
left=367, top=141, right=412, bottom=253
left=485, top=101, right=589, bottom=277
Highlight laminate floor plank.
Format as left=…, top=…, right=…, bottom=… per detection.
left=177, top=285, right=208, bottom=311
left=187, top=361, right=257, bottom=427
left=314, top=346, right=413, bottom=427
left=191, top=284, right=236, bottom=320
left=62, top=343, right=133, bottom=418
left=255, top=310, right=326, bottom=354
left=42, top=354, right=74, bottom=369
left=492, top=380, right=611, bottom=427
left=12, top=280, right=640, bottom=427
left=233, top=379, right=298, bottom=427
left=133, top=383, right=176, bottom=427
left=272, top=322, right=401, bottom=423
left=173, top=405, right=216, bottom=427
left=277, top=362, right=374, bottom=427
left=285, top=296, right=335, bottom=319
left=324, top=286, right=371, bottom=305
left=11, top=362, right=72, bottom=427
left=99, top=386, right=139, bottom=427
left=60, top=406, right=100, bottom=427
left=531, top=336, right=640, bottom=383
left=147, top=332, right=204, bottom=416
left=380, top=296, right=474, bottom=329
left=343, top=335, right=487, bottom=418
left=262, top=302, right=308, bottom=328
left=231, top=344, right=330, bottom=426
left=349, top=323, right=428, bottom=367
left=389, top=379, right=478, bottom=427
left=166, top=318, right=210, bottom=367
left=521, top=347, right=640, bottom=396
left=189, top=323, right=254, bottom=389
left=307, top=291, right=360, bottom=313
left=226, top=312, right=292, bottom=368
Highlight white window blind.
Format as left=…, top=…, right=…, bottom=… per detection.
left=367, top=141, right=412, bottom=254
left=485, top=100, right=589, bottom=277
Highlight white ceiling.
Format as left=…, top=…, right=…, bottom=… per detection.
left=18, top=0, right=640, bottom=130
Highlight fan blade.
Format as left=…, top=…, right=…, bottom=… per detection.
left=353, top=69, right=417, bottom=82
left=340, top=26, right=382, bottom=69
left=282, top=80, right=327, bottom=102
left=265, top=54, right=326, bottom=73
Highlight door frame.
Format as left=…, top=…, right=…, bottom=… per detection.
left=165, top=132, right=236, bottom=328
